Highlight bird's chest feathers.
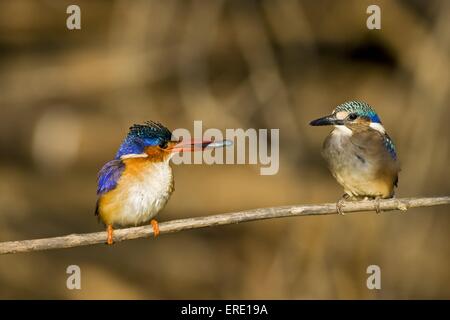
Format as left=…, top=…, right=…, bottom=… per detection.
left=326, top=126, right=353, bottom=153
left=324, top=127, right=370, bottom=178
left=115, top=160, right=174, bottom=225
left=128, top=161, right=173, bottom=203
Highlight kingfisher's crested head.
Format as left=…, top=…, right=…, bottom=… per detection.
left=115, top=121, right=173, bottom=159
left=333, top=101, right=381, bottom=124
left=309, top=100, right=385, bottom=133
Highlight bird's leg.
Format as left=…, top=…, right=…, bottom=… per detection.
left=336, top=194, right=351, bottom=215
left=336, top=199, right=345, bottom=215
left=374, top=196, right=382, bottom=214
left=107, top=225, right=114, bottom=245
left=151, top=219, right=160, bottom=237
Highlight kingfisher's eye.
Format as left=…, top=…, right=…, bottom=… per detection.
left=348, top=113, right=358, bottom=121
left=158, top=141, right=168, bottom=149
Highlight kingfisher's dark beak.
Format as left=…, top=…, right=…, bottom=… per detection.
left=309, top=114, right=344, bottom=126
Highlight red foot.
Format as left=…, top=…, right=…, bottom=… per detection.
left=107, top=225, right=114, bottom=245
left=151, top=219, right=160, bottom=237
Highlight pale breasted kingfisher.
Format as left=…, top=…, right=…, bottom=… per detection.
left=95, top=121, right=229, bottom=244
left=309, top=101, right=400, bottom=214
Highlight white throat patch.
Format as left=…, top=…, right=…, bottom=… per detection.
left=333, top=125, right=352, bottom=136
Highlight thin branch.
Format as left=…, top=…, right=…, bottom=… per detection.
left=1, top=196, right=449, bottom=255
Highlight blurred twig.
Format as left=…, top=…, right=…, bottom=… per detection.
left=0, top=196, right=449, bottom=255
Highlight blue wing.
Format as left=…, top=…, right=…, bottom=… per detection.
left=97, top=159, right=125, bottom=195
left=383, top=134, right=399, bottom=187
left=95, top=159, right=125, bottom=216
left=383, top=134, right=397, bottom=160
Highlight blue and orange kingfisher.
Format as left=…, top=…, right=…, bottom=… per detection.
left=310, top=101, right=400, bottom=214
left=96, top=121, right=229, bottom=244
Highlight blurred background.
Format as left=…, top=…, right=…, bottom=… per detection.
left=0, top=0, right=449, bottom=299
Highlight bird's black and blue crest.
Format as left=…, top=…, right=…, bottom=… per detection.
left=335, top=101, right=382, bottom=124
left=115, top=121, right=172, bottom=159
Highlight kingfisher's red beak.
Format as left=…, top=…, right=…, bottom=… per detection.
left=168, top=139, right=232, bottom=153
left=169, top=139, right=211, bottom=152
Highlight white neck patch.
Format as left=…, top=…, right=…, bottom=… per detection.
left=120, top=153, right=148, bottom=160
left=333, top=125, right=352, bottom=136
left=369, top=122, right=385, bottom=134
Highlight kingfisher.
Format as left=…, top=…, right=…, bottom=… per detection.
left=309, top=101, right=400, bottom=214
left=95, top=121, right=229, bottom=244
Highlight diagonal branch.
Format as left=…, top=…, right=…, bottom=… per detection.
left=0, top=196, right=449, bottom=255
